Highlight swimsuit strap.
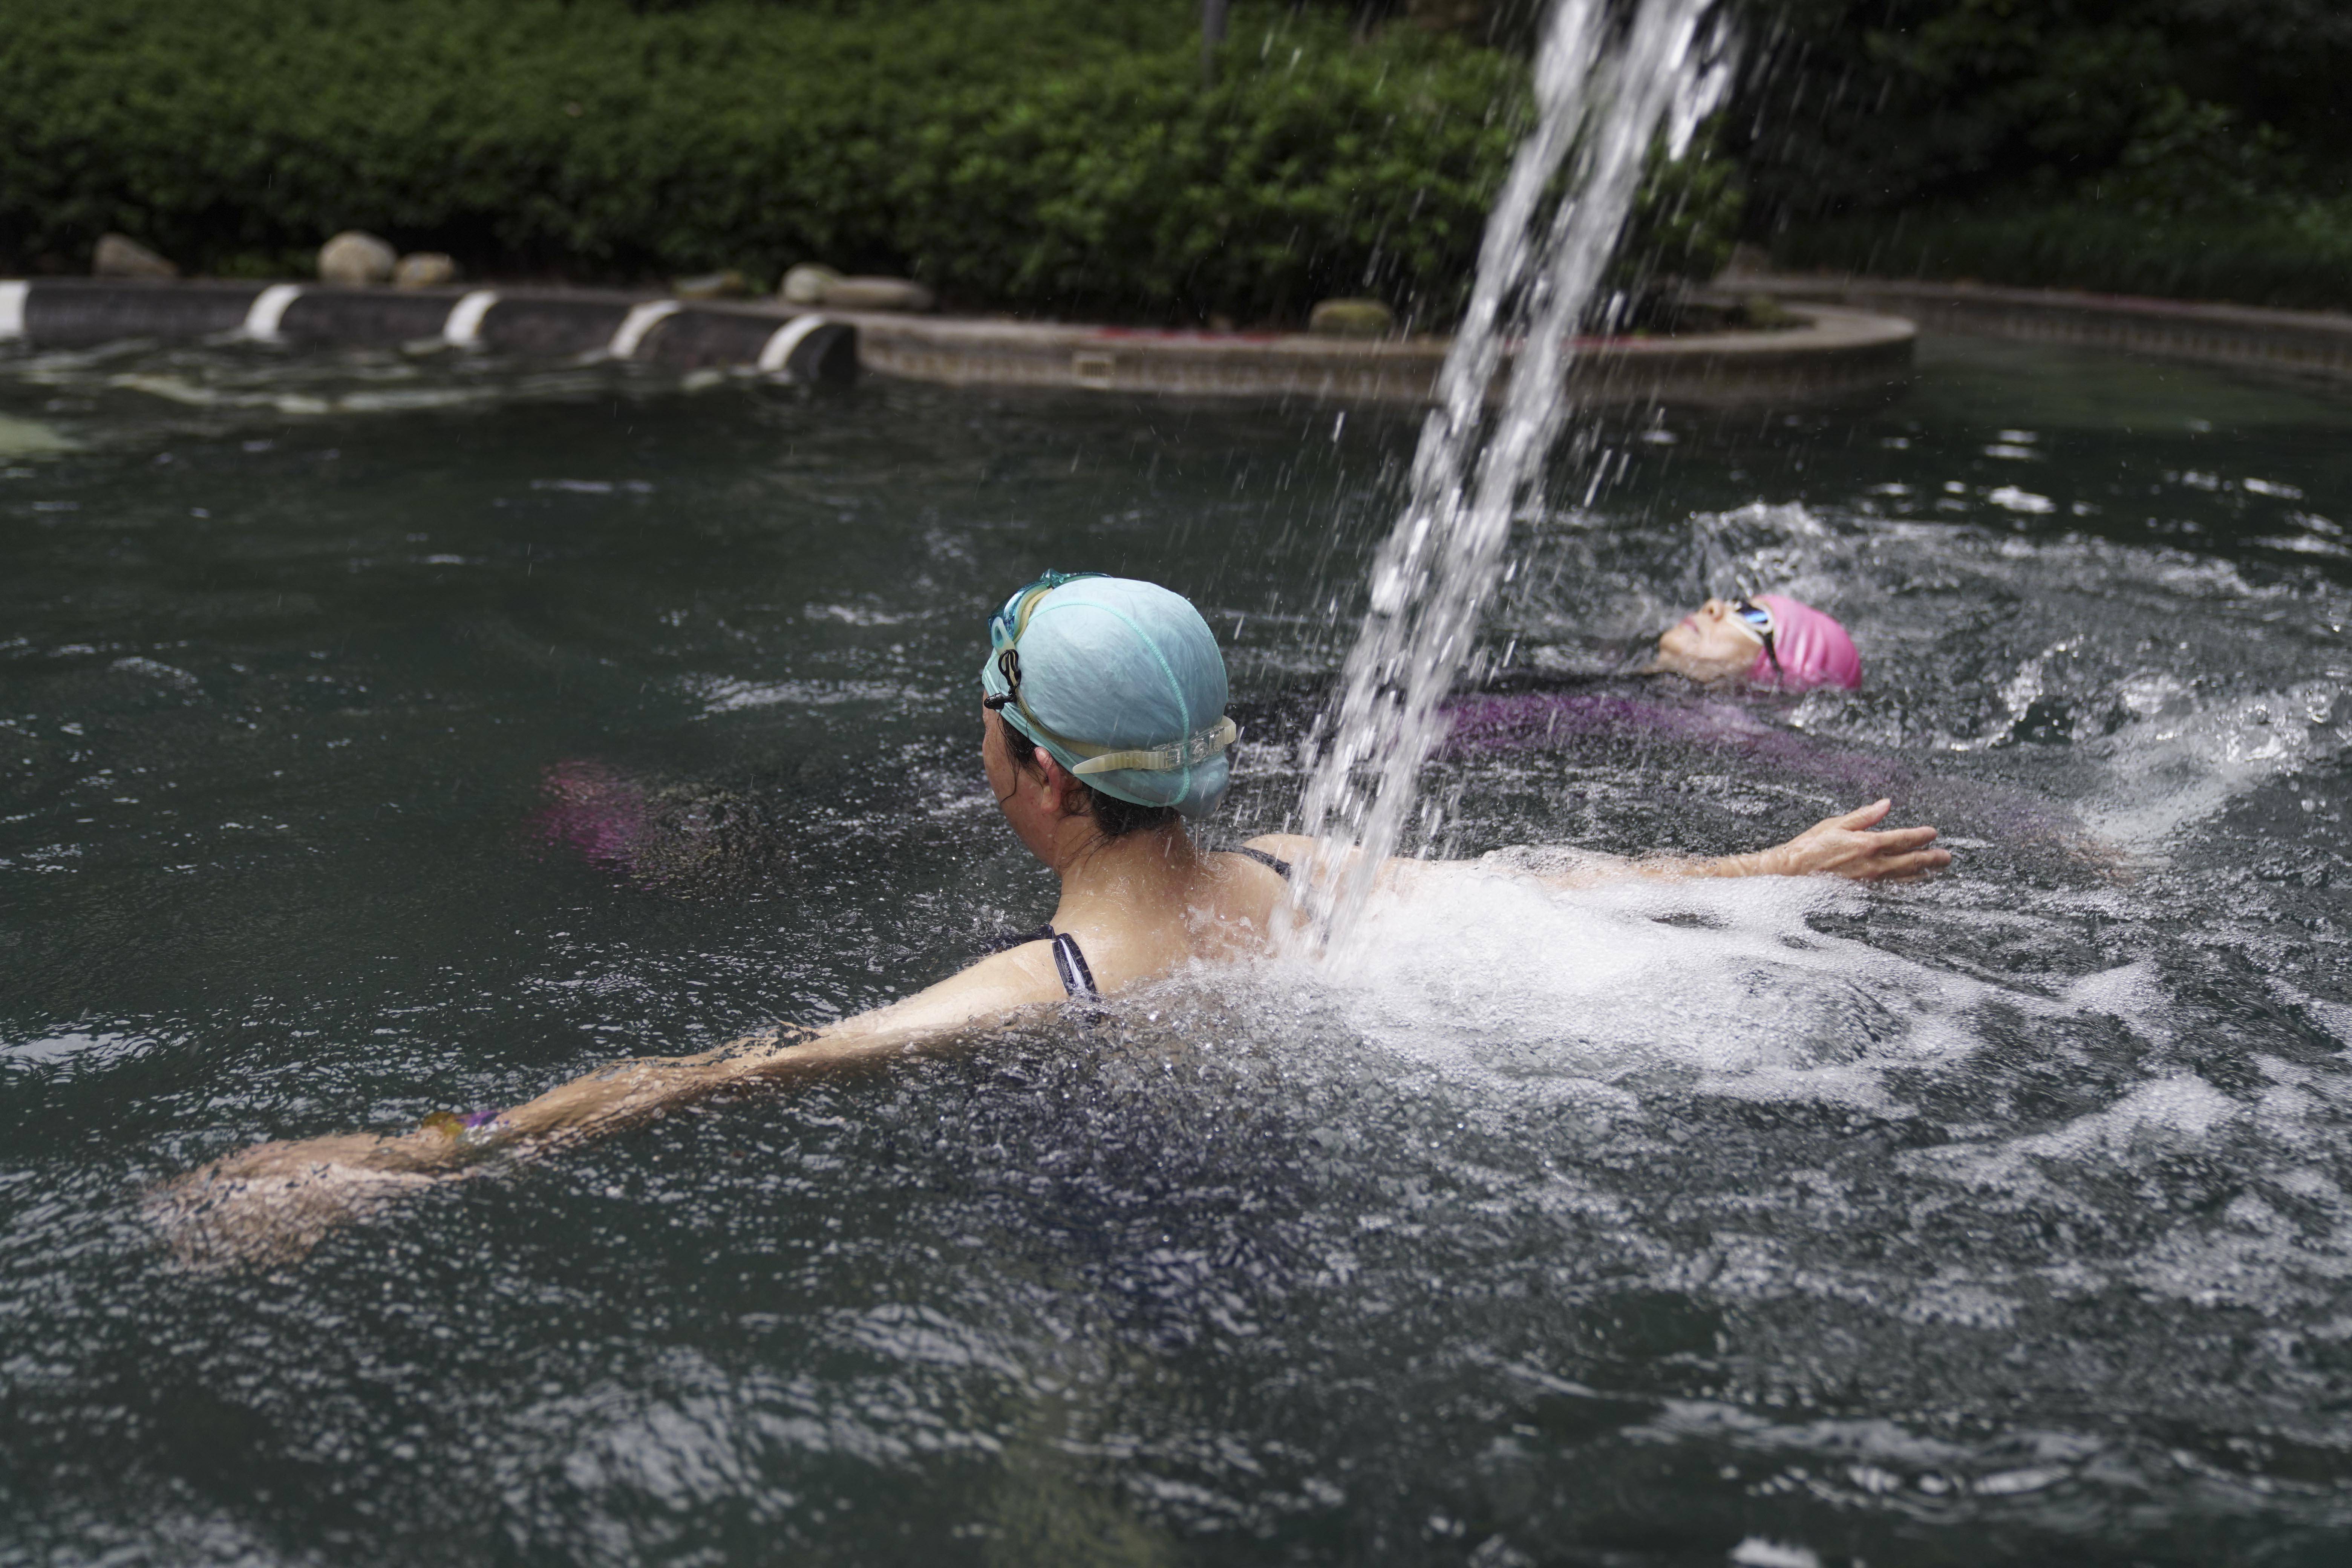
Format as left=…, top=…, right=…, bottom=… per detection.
left=1233, top=845, right=1294, bottom=880
left=1050, top=931, right=1098, bottom=1000
left=978, top=921, right=1054, bottom=959
left=982, top=921, right=1058, bottom=954
left=984, top=923, right=1098, bottom=1000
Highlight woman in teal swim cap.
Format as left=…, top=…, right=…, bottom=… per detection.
left=164, top=573, right=1947, bottom=1262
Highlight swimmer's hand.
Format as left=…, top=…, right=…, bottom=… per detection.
left=150, top=1130, right=459, bottom=1270
left=148, top=1053, right=733, bottom=1269
left=1742, top=798, right=1950, bottom=881
left=147, top=1014, right=1012, bottom=1270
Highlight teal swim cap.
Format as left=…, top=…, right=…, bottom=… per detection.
left=980, top=574, right=1237, bottom=820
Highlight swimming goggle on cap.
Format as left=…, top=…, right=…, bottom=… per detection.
left=1722, top=593, right=1863, bottom=692
left=980, top=573, right=1238, bottom=819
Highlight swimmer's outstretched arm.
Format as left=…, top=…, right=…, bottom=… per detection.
left=1583, top=797, right=1950, bottom=884
left=156, top=941, right=1075, bottom=1264
left=481, top=942, right=1075, bottom=1148
left=1250, top=797, right=1950, bottom=893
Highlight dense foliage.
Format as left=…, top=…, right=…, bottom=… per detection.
left=1729, top=0, right=2352, bottom=304
left=22, top=0, right=2338, bottom=315
left=0, top=0, right=1542, bottom=325
left=1735, top=0, right=2349, bottom=214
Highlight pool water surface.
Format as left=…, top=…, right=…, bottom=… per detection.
left=3, top=333, right=2350, bottom=1565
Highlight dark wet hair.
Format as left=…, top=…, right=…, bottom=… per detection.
left=995, top=710, right=1181, bottom=840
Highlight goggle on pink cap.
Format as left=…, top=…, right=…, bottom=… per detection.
left=1731, top=594, right=1862, bottom=691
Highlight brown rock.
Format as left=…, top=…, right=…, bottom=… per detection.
left=318, top=231, right=396, bottom=286
left=392, top=252, right=459, bottom=289
left=93, top=233, right=178, bottom=279
left=778, top=265, right=931, bottom=312
left=779, top=263, right=842, bottom=306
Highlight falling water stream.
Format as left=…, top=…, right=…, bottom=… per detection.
left=1291, top=0, right=1730, bottom=946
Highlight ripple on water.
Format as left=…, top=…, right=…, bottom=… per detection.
left=3, top=336, right=2352, bottom=1562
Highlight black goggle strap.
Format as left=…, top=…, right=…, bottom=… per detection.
left=982, top=648, right=1022, bottom=710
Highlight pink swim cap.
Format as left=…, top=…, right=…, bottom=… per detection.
left=1749, top=594, right=1862, bottom=691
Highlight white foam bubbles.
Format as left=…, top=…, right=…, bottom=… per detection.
left=1729, top=1540, right=1821, bottom=1568
left=1274, top=861, right=1994, bottom=1110
left=2060, top=960, right=2173, bottom=1044
left=0, top=410, right=75, bottom=458
left=2082, top=679, right=2342, bottom=847
left=684, top=674, right=927, bottom=717
left=2020, top=1073, right=2243, bottom=1160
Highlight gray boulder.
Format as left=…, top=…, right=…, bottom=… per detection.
left=319, top=231, right=396, bottom=286
left=392, top=252, right=459, bottom=289
left=93, top=233, right=178, bottom=279
left=821, top=276, right=935, bottom=312
left=673, top=270, right=754, bottom=300
left=779, top=265, right=933, bottom=312
left=779, top=263, right=842, bottom=306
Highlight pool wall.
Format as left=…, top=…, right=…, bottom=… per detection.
left=0, top=277, right=1912, bottom=406
left=841, top=304, right=1914, bottom=406
left=0, top=278, right=861, bottom=383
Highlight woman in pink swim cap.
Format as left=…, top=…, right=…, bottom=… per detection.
left=1648, top=594, right=1863, bottom=691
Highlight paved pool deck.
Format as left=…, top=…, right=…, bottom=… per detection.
left=1729, top=272, right=2352, bottom=383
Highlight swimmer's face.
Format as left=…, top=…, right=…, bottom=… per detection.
left=1651, top=598, right=1764, bottom=683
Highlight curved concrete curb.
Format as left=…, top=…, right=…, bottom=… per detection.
left=0, top=278, right=1911, bottom=407
left=1730, top=273, right=2352, bottom=382
left=0, top=279, right=859, bottom=385
left=835, top=303, right=1912, bottom=406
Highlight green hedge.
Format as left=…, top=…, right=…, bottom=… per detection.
left=0, top=0, right=1542, bottom=325
left=1773, top=199, right=2352, bottom=314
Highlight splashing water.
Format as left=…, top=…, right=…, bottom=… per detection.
left=1289, top=0, right=1732, bottom=950
left=10, top=280, right=2352, bottom=1559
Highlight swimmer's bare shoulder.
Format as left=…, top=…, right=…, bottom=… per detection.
left=1244, top=833, right=1315, bottom=862
left=769, top=942, right=1069, bottom=1063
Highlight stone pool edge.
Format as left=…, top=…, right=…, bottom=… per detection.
left=832, top=302, right=1913, bottom=407
left=0, top=279, right=861, bottom=385
left=0, top=277, right=1915, bottom=407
